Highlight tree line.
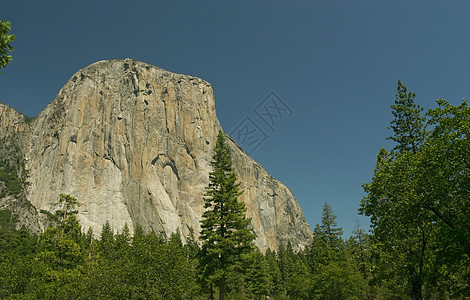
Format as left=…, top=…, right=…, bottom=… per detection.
left=0, top=132, right=374, bottom=299
left=0, top=198, right=371, bottom=299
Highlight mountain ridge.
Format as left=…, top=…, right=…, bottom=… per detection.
left=0, top=59, right=312, bottom=251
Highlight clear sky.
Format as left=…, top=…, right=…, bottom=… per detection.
left=2, top=1, right=470, bottom=237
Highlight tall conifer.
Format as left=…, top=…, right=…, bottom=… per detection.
left=387, top=80, right=425, bottom=153
left=199, top=131, right=255, bottom=300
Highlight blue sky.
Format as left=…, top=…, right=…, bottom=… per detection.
left=2, top=1, right=470, bottom=237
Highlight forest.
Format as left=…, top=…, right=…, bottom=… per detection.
left=0, top=200, right=404, bottom=300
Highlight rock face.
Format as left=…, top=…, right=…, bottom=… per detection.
left=0, top=103, right=28, bottom=139
left=0, top=104, right=44, bottom=233
left=0, top=59, right=312, bottom=250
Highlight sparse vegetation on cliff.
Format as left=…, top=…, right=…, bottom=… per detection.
left=0, top=136, right=28, bottom=198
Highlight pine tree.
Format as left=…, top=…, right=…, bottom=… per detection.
left=264, top=248, right=283, bottom=297
left=245, top=250, right=271, bottom=299
left=319, top=202, right=343, bottom=249
left=346, top=223, right=370, bottom=281
left=30, top=195, right=84, bottom=299
left=199, top=131, right=255, bottom=300
left=387, top=80, right=425, bottom=153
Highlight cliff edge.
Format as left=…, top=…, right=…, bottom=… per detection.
left=0, top=59, right=312, bottom=250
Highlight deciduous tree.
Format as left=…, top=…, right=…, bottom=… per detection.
left=361, top=82, right=470, bottom=298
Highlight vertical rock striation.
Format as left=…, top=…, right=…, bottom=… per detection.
left=0, top=59, right=312, bottom=250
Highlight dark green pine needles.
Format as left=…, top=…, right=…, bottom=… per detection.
left=387, top=80, right=426, bottom=153
left=199, top=130, right=255, bottom=300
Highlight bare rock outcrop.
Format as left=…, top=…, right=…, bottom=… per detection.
left=0, top=59, right=312, bottom=250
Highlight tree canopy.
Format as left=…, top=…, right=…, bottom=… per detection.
left=361, top=81, right=470, bottom=299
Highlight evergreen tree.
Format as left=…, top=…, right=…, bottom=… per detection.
left=29, top=195, right=84, bottom=299
left=362, top=82, right=431, bottom=299
left=319, top=202, right=343, bottom=249
left=199, top=131, right=255, bottom=300
left=346, top=223, right=370, bottom=281
left=361, top=84, right=470, bottom=298
left=245, top=250, right=271, bottom=299
left=98, top=221, right=114, bottom=256
left=264, top=248, right=284, bottom=297
left=277, top=242, right=292, bottom=293
left=114, top=223, right=131, bottom=253
left=306, top=202, right=367, bottom=299
left=387, top=80, right=425, bottom=153
left=278, top=242, right=311, bottom=299
left=307, top=202, right=344, bottom=270
left=0, top=211, right=36, bottom=297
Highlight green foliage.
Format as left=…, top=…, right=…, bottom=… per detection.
left=0, top=215, right=205, bottom=299
left=275, top=242, right=311, bottom=299
left=264, top=248, right=284, bottom=297
left=310, top=262, right=366, bottom=300
left=0, top=135, right=29, bottom=199
left=0, top=221, right=37, bottom=298
left=307, top=203, right=344, bottom=271
left=53, top=194, right=82, bottom=225
left=346, top=224, right=371, bottom=281
left=24, top=195, right=84, bottom=299
left=319, top=202, right=343, bottom=252
left=0, top=162, right=23, bottom=197
left=244, top=250, right=271, bottom=299
left=0, top=209, right=17, bottom=229
left=88, top=224, right=202, bottom=299
left=0, top=20, right=15, bottom=72
left=306, top=203, right=367, bottom=299
left=0, top=154, right=25, bottom=198
left=387, top=80, right=426, bottom=153
left=199, top=131, right=256, bottom=299
left=361, top=81, right=470, bottom=299
left=423, top=99, right=470, bottom=257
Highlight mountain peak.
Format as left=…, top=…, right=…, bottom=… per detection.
left=0, top=60, right=312, bottom=251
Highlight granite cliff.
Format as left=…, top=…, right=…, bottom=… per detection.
left=0, top=59, right=312, bottom=250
